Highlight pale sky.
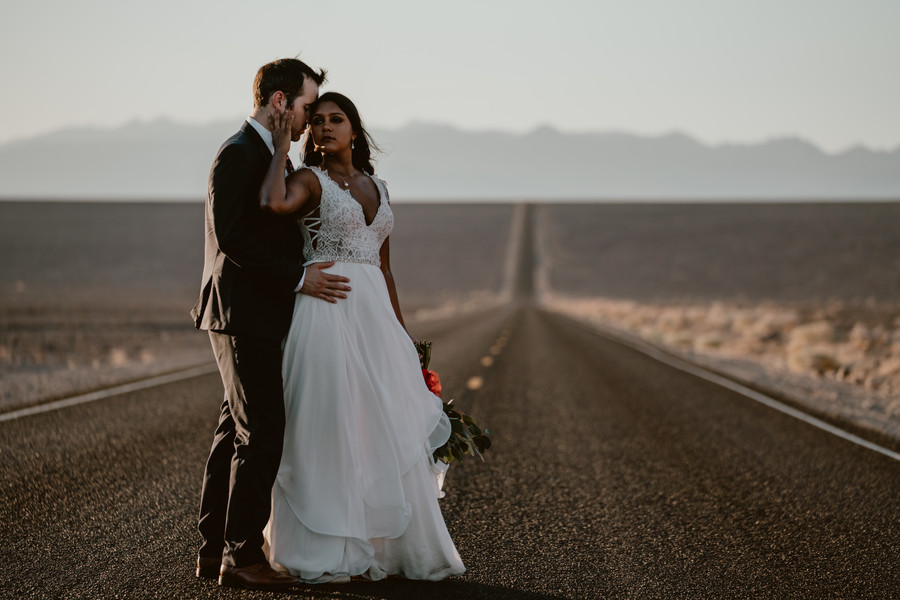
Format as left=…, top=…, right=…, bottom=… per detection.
left=2, top=0, right=899, bottom=153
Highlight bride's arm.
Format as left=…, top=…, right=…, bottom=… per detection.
left=379, top=236, right=412, bottom=339
left=259, top=110, right=314, bottom=214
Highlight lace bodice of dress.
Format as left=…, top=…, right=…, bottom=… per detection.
left=300, top=166, right=393, bottom=268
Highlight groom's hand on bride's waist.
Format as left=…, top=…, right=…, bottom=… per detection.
left=299, top=261, right=351, bottom=303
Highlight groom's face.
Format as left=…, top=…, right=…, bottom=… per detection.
left=285, top=80, right=320, bottom=142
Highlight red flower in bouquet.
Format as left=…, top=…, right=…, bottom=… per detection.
left=423, top=368, right=442, bottom=398
left=415, top=340, right=491, bottom=465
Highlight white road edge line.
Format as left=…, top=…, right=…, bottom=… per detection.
left=0, top=363, right=219, bottom=424
left=560, top=314, right=900, bottom=463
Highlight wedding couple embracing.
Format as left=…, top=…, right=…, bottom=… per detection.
left=190, top=57, right=465, bottom=591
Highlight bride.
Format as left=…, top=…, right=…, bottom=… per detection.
left=258, top=92, right=465, bottom=583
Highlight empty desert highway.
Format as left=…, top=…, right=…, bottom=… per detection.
left=2, top=206, right=899, bottom=599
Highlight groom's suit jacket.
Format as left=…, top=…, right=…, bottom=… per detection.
left=191, top=121, right=303, bottom=342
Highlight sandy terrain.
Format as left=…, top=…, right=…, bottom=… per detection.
left=0, top=201, right=514, bottom=411
left=538, top=203, right=900, bottom=303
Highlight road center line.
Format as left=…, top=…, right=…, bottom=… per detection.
left=0, top=363, right=219, bottom=424
left=559, top=314, right=900, bottom=463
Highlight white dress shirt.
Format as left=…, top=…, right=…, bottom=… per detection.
left=246, top=117, right=275, bottom=154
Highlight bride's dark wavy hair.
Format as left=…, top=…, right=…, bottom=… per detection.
left=302, top=92, right=379, bottom=175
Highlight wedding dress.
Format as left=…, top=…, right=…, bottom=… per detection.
left=263, top=166, right=465, bottom=583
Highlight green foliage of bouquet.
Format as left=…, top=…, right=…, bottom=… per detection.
left=415, top=340, right=492, bottom=465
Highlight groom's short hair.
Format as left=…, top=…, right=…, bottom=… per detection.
left=253, top=58, right=327, bottom=109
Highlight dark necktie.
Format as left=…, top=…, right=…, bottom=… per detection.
left=285, top=155, right=295, bottom=174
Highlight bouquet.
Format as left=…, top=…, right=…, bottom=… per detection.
left=415, top=340, right=492, bottom=465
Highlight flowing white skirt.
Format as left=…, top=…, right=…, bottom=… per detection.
left=264, top=261, right=465, bottom=582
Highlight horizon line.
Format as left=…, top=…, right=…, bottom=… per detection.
left=1, top=117, right=898, bottom=157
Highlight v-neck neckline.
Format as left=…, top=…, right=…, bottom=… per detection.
left=324, top=168, right=383, bottom=227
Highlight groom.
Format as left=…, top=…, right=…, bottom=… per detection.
left=191, top=57, right=351, bottom=590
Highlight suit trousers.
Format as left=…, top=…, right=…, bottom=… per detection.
left=198, top=331, right=286, bottom=567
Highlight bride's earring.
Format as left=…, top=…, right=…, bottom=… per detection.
left=351, top=138, right=355, bottom=150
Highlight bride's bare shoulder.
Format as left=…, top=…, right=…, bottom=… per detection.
left=289, top=167, right=323, bottom=196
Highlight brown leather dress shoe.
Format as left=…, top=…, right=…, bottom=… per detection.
left=219, top=562, right=299, bottom=590
left=196, top=556, right=221, bottom=580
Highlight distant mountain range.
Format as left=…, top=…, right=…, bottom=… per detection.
left=1, top=118, right=898, bottom=200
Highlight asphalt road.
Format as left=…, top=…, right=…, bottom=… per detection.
left=3, top=206, right=900, bottom=599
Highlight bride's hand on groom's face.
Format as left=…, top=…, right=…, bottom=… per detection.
left=268, top=108, right=293, bottom=155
